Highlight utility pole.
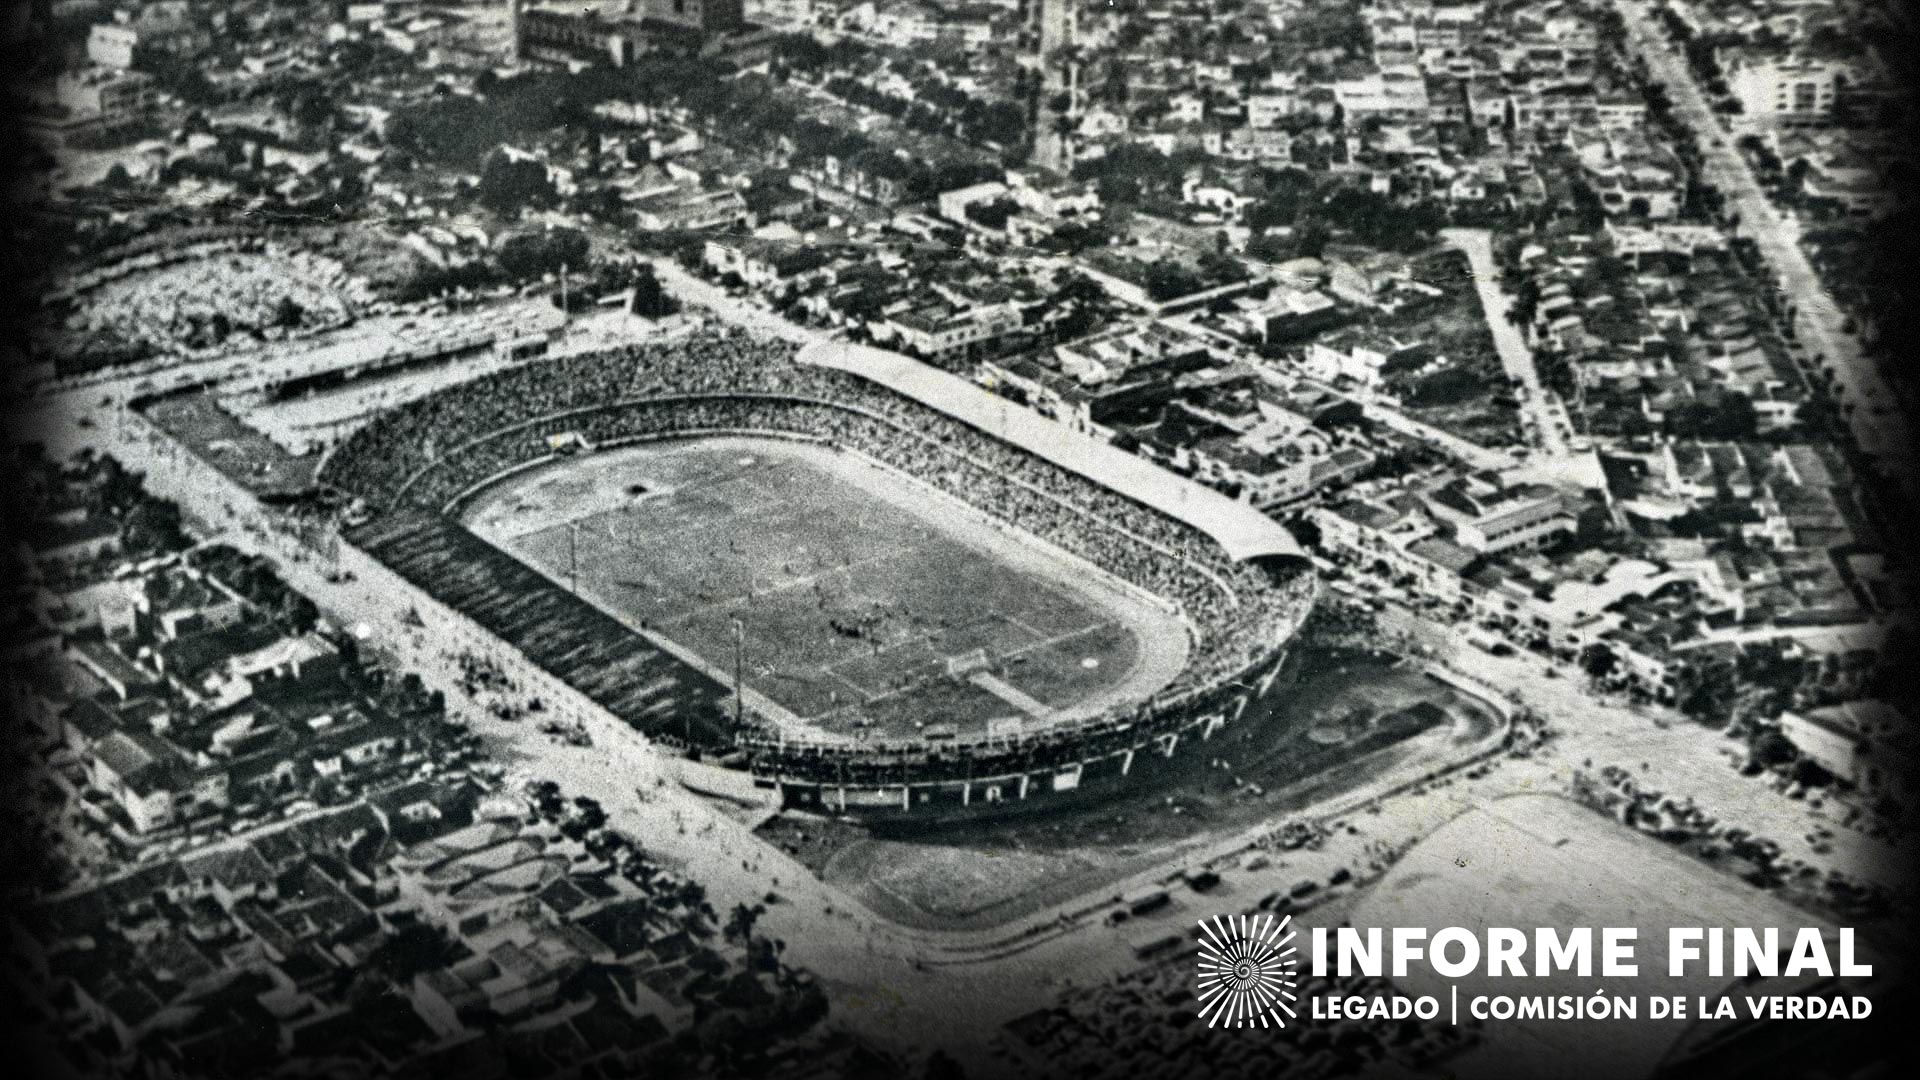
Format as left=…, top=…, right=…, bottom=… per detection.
left=566, top=520, right=578, bottom=594
left=731, top=616, right=745, bottom=730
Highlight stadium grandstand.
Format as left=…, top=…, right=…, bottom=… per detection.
left=797, top=341, right=1304, bottom=563
left=322, top=331, right=1315, bottom=819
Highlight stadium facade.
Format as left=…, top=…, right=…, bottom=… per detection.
left=321, top=334, right=1316, bottom=823
left=730, top=644, right=1298, bottom=824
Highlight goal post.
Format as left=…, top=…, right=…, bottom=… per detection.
left=944, top=647, right=989, bottom=679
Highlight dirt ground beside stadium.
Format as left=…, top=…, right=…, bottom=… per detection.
left=463, top=437, right=1192, bottom=742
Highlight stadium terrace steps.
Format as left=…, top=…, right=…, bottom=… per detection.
left=348, top=511, right=736, bottom=748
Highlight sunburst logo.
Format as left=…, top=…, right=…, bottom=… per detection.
left=1196, top=913, right=1299, bottom=1028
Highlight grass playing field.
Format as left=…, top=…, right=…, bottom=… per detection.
left=463, top=437, right=1190, bottom=743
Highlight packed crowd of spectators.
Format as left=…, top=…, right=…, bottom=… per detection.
left=43, top=225, right=263, bottom=306
left=43, top=245, right=367, bottom=372
left=323, top=331, right=1315, bottom=778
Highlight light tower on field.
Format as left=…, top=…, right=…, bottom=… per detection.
left=731, top=617, right=745, bottom=730
left=508, top=0, right=524, bottom=64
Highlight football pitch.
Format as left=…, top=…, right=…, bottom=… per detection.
left=463, top=437, right=1191, bottom=742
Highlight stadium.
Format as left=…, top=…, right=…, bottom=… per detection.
left=320, top=330, right=1316, bottom=822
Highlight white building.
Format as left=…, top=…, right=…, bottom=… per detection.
left=1423, top=474, right=1574, bottom=555
left=53, top=67, right=157, bottom=126
left=1730, top=59, right=1837, bottom=128
left=883, top=301, right=1024, bottom=363
left=937, top=180, right=1009, bottom=224
left=1247, top=93, right=1295, bottom=129
left=86, top=23, right=140, bottom=68
left=1778, top=700, right=1907, bottom=798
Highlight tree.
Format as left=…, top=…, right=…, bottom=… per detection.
left=1785, top=158, right=1813, bottom=195
left=630, top=264, right=677, bottom=318
left=1142, top=259, right=1203, bottom=302
left=922, top=1050, right=966, bottom=1080
left=964, top=198, right=1018, bottom=231
left=570, top=798, right=607, bottom=832
left=724, top=902, right=764, bottom=944
left=1665, top=393, right=1757, bottom=440
left=1792, top=758, right=1833, bottom=788
left=123, top=498, right=187, bottom=554
left=1678, top=660, right=1738, bottom=726
left=274, top=296, right=306, bottom=329
left=1751, top=730, right=1799, bottom=769
left=1409, top=367, right=1484, bottom=406
left=279, top=590, right=320, bottom=635
left=1580, top=643, right=1619, bottom=682
left=277, top=84, right=333, bottom=145
left=496, top=227, right=589, bottom=281
left=476, top=151, right=555, bottom=216
left=366, top=924, right=460, bottom=980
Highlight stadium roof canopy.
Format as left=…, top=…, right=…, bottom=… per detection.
left=801, top=343, right=1305, bottom=562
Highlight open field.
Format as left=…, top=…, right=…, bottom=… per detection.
left=463, top=438, right=1192, bottom=743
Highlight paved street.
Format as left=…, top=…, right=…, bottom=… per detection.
left=1443, top=227, right=1575, bottom=460
left=651, top=259, right=828, bottom=347
left=1617, top=2, right=1912, bottom=488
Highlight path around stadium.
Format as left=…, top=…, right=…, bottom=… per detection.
left=617, top=274, right=1915, bottom=925
left=651, top=259, right=828, bottom=347
left=26, top=392, right=1010, bottom=1054
left=660, top=252, right=1538, bottom=490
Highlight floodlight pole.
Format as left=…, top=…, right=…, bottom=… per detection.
left=566, top=520, right=578, bottom=594
left=731, top=616, right=745, bottom=730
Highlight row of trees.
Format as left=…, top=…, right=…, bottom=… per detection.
left=1073, top=152, right=1450, bottom=255
left=395, top=221, right=680, bottom=317
left=819, top=73, right=1027, bottom=151
left=387, top=67, right=637, bottom=168
left=190, top=545, right=321, bottom=636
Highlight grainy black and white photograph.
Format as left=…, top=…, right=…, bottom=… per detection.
left=0, top=1, right=1914, bottom=1078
